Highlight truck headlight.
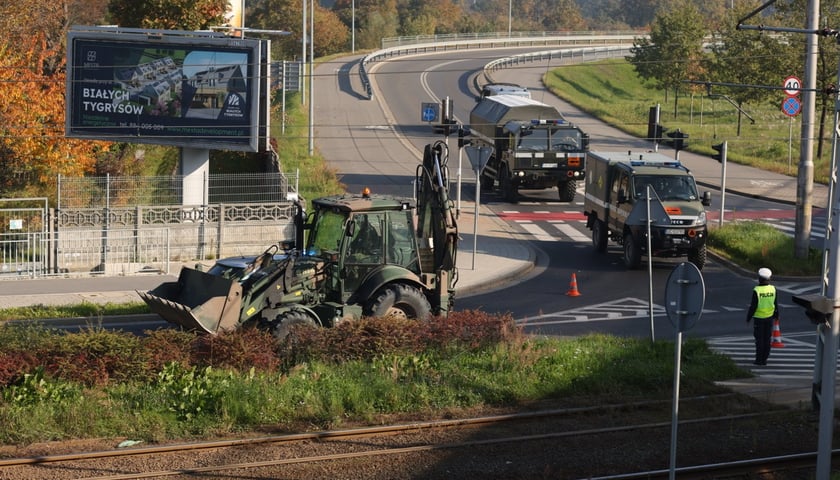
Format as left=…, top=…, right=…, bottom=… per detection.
left=696, top=211, right=706, bottom=226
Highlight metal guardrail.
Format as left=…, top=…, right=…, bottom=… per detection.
left=379, top=30, right=644, bottom=50
left=479, top=45, right=636, bottom=87
left=359, top=31, right=647, bottom=100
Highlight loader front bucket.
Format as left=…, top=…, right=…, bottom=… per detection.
left=138, top=267, right=243, bottom=334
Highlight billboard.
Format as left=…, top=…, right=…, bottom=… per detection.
left=66, top=27, right=265, bottom=152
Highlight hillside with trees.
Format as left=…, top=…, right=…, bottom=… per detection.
left=0, top=0, right=829, bottom=200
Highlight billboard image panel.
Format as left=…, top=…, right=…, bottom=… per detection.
left=66, top=29, right=263, bottom=151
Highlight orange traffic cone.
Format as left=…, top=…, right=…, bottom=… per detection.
left=771, top=319, right=785, bottom=348
left=566, top=273, right=581, bottom=297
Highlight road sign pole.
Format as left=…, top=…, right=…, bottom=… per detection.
left=456, top=144, right=462, bottom=219
left=669, top=329, right=682, bottom=480
left=473, top=167, right=480, bottom=270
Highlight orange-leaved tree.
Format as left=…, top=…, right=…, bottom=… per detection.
left=0, top=35, right=108, bottom=201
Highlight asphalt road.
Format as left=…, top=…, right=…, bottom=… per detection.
left=313, top=48, right=821, bottom=343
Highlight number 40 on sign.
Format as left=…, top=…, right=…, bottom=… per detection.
left=783, top=75, right=801, bottom=97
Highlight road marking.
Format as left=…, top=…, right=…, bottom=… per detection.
left=517, top=297, right=667, bottom=325
left=550, top=221, right=590, bottom=242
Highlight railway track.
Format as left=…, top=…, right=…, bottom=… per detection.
left=0, top=395, right=831, bottom=479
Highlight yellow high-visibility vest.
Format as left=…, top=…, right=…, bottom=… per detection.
left=753, top=284, right=776, bottom=319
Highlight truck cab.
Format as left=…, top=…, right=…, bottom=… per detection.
left=583, top=151, right=712, bottom=270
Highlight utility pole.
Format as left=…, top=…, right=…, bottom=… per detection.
left=796, top=0, right=818, bottom=260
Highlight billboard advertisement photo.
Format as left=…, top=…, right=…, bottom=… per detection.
left=66, top=27, right=265, bottom=152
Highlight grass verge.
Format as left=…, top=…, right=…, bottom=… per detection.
left=0, top=318, right=747, bottom=446
left=544, top=60, right=823, bottom=277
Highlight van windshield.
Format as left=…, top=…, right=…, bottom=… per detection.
left=633, top=175, right=699, bottom=201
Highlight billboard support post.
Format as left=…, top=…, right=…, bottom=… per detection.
left=180, top=148, right=210, bottom=206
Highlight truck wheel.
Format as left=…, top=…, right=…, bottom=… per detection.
left=501, top=166, right=518, bottom=203
left=480, top=171, right=494, bottom=192
left=558, top=180, right=577, bottom=202
left=366, top=284, right=431, bottom=320
left=623, top=233, right=642, bottom=269
left=592, top=219, right=608, bottom=253
left=688, top=244, right=707, bottom=270
left=272, top=311, right=318, bottom=340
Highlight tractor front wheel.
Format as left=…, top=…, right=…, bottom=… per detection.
left=272, top=310, right=318, bottom=341
left=365, top=284, right=431, bottom=320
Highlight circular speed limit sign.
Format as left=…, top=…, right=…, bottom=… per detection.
left=783, top=76, right=802, bottom=97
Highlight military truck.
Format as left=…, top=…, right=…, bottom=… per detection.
left=582, top=151, right=712, bottom=270
left=139, top=142, right=458, bottom=338
left=469, top=94, right=589, bottom=202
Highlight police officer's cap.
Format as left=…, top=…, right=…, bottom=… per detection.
left=758, top=267, right=772, bottom=280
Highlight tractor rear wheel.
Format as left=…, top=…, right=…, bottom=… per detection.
left=272, top=310, right=318, bottom=340
left=366, top=284, right=431, bottom=320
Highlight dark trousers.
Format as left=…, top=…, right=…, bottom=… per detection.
left=753, top=317, right=773, bottom=364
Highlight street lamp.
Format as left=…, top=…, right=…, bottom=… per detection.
left=508, top=0, right=512, bottom=37
left=352, top=0, right=355, bottom=53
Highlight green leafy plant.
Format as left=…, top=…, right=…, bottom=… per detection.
left=3, top=367, right=79, bottom=405
left=155, top=363, right=228, bottom=421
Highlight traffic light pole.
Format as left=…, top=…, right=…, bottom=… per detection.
left=812, top=40, right=840, bottom=479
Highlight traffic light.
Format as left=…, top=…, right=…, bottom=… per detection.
left=458, top=126, right=471, bottom=148
left=711, top=141, right=727, bottom=163
left=654, top=124, right=667, bottom=142
left=792, top=294, right=833, bottom=325
left=666, top=129, right=688, bottom=151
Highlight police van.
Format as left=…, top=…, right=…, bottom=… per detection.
left=583, top=151, right=712, bottom=270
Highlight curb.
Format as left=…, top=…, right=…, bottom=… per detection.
left=708, top=249, right=820, bottom=283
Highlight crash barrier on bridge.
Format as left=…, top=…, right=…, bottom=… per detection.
left=478, top=45, right=634, bottom=89
left=359, top=31, right=645, bottom=100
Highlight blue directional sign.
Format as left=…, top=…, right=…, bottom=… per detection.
left=421, top=102, right=440, bottom=123
left=782, top=96, right=801, bottom=117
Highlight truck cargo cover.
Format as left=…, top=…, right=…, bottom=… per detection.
left=469, top=95, right=564, bottom=126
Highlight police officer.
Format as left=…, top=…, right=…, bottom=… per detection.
left=745, top=267, right=779, bottom=366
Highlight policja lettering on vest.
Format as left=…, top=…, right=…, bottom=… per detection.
left=745, top=267, right=779, bottom=366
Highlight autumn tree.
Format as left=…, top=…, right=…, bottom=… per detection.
left=247, top=0, right=348, bottom=59
left=707, top=4, right=797, bottom=135
left=108, top=0, right=229, bottom=30
left=772, top=0, right=840, bottom=159
left=0, top=0, right=109, bottom=75
left=0, top=37, right=106, bottom=200
left=332, top=0, right=399, bottom=49
left=627, top=0, right=708, bottom=117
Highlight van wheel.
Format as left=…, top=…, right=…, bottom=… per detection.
left=272, top=311, right=318, bottom=340
left=366, top=284, right=431, bottom=320
left=558, top=180, right=577, bottom=202
left=688, top=244, right=707, bottom=270
left=623, top=233, right=642, bottom=269
left=480, top=169, right=494, bottom=192
left=592, top=219, right=608, bottom=253
left=501, top=166, right=518, bottom=203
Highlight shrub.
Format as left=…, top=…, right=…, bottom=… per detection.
left=277, top=310, right=520, bottom=369
left=140, top=329, right=197, bottom=373
left=191, top=328, right=280, bottom=372
left=46, top=328, right=147, bottom=386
